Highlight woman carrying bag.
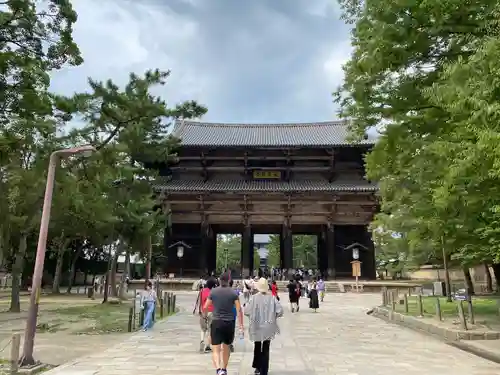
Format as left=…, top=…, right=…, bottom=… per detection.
left=244, top=278, right=284, bottom=375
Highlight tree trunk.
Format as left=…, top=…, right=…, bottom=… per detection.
left=109, top=253, right=118, bottom=297
left=102, top=247, right=113, bottom=303
left=484, top=263, right=493, bottom=293
left=491, top=263, right=500, bottom=293
left=52, top=239, right=70, bottom=294
left=66, top=245, right=85, bottom=294
left=145, top=235, right=152, bottom=287
left=463, top=267, right=474, bottom=295
left=118, top=250, right=130, bottom=300
left=10, top=234, right=28, bottom=313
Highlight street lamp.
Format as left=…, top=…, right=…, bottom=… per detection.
left=177, top=245, right=184, bottom=277
left=352, top=248, right=360, bottom=260
left=20, top=145, right=96, bottom=366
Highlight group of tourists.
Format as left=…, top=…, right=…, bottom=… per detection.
left=194, top=273, right=281, bottom=375
left=286, top=277, right=325, bottom=313
left=192, top=273, right=327, bottom=375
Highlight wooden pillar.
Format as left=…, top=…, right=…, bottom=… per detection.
left=317, top=230, right=328, bottom=277
left=326, top=224, right=336, bottom=279
left=282, top=224, right=293, bottom=270
left=279, top=233, right=285, bottom=269
left=200, top=223, right=210, bottom=276
left=241, top=224, right=253, bottom=277
left=208, top=231, right=217, bottom=276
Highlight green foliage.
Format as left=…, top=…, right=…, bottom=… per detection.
left=336, top=0, right=500, bottom=268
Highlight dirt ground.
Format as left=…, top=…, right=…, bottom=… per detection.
left=0, top=290, right=138, bottom=366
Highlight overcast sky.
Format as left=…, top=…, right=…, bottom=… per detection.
left=50, top=0, right=352, bottom=124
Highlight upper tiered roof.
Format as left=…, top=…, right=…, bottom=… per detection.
left=172, top=120, right=373, bottom=147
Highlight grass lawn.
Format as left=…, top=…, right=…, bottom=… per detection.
left=393, top=295, right=500, bottom=320
left=54, top=301, right=134, bottom=334
left=54, top=301, right=171, bottom=334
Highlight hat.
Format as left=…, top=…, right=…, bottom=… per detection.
left=255, top=278, right=269, bottom=293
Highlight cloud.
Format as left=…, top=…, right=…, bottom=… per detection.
left=50, top=0, right=352, bottom=123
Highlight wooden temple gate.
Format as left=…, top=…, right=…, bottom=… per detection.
left=153, top=120, right=379, bottom=279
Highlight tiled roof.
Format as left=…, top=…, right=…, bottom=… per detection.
left=171, top=120, right=374, bottom=147
left=153, top=179, right=377, bottom=193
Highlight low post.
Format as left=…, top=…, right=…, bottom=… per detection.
left=467, top=296, right=475, bottom=325
left=132, top=302, right=136, bottom=331
left=167, top=293, right=172, bottom=314
left=403, top=294, right=409, bottom=313
left=127, top=307, right=133, bottom=332
left=10, top=333, right=20, bottom=375
left=457, top=300, right=468, bottom=330
left=172, top=294, right=177, bottom=313
left=417, top=294, right=424, bottom=317
left=381, top=287, right=387, bottom=305
left=435, top=298, right=442, bottom=321
left=139, top=303, right=145, bottom=327
left=160, top=297, right=164, bottom=318
left=390, top=292, right=396, bottom=312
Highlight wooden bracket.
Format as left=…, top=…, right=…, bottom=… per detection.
left=328, top=148, right=336, bottom=183
left=201, top=151, right=208, bottom=181
left=244, top=152, right=249, bottom=179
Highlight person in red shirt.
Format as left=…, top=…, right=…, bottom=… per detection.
left=271, top=280, right=279, bottom=300
left=199, top=277, right=217, bottom=352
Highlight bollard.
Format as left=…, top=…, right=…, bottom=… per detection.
left=169, top=293, right=173, bottom=314
left=160, top=297, right=164, bottom=318
left=457, top=300, right=468, bottom=330
left=403, top=294, right=409, bottom=313
left=435, top=298, right=442, bottom=321
left=172, top=294, right=176, bottom=313
left=417, top=294, right=424, bottom=317
left=381, top=287, right=387, bottom=305
left=132, top=302, right=136, bottom=330
left=10, top=333, right=20, bottom=375
left=127, top=307, right=133, bottom=332
left=139, top=303, right=145, bottom=327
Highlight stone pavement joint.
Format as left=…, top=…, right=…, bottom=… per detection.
left=43, top=292, right=500, bottom=375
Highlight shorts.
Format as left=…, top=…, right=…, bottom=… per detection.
left=200, top=312, right=213, bottom=332
left=210, top=319, right=235, bottom=345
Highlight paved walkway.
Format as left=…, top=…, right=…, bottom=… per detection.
left=44, top=292, right=500, bottom=375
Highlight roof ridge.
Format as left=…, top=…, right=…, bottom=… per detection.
left=181, top=120, right=347, bottom=128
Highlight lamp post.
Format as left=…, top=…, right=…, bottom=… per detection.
left=177, top=245, right=184, bottom=278
left=20, top=145, right=95, bottom=366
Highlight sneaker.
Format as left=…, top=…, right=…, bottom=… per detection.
left=199, top=341, right=205, bottom=353
left=229, top=344, right=234, bottom=352
left=204, top=346, right=212, bottom=352
left=254, top=369, right=261, bottom=375
left=296, top=306, right=300, bottom=312
left=217, top=369, right=227, bottom=375
left=291, top=308, right=295, bottom=313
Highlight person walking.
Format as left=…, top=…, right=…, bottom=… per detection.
left=244, top=277, right=284, bottom=375
left=271, top=280, right=279, bottom=301
left=140, top=281, right=157, bottom=331
left=198, top=277, right=217, bottom=352
left=308, top=281, right=319, bottom=312
left=286, top=279, right=299, bottom=313
left=203, top=272, right=244, bottom=375
left=317, top=277, right=326, bottom=302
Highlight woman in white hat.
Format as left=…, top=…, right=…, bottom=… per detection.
left=244, top=277, right=283, bottom=375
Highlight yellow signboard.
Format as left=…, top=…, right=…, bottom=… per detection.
left=351, top=260, right=362, bottom=277
left=252, top=170, right=281, bottom=179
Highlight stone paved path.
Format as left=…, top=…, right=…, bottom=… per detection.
left=44, top=292, right=500, bottom=375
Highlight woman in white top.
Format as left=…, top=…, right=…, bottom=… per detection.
left=244, top=278, right=283, bottom=375
left=141, top=281, right=157, bottom=331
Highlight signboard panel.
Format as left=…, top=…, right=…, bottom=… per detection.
left=252, top=170, right=281, bottom=179
left=351, top=260, right=361, bottom=277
